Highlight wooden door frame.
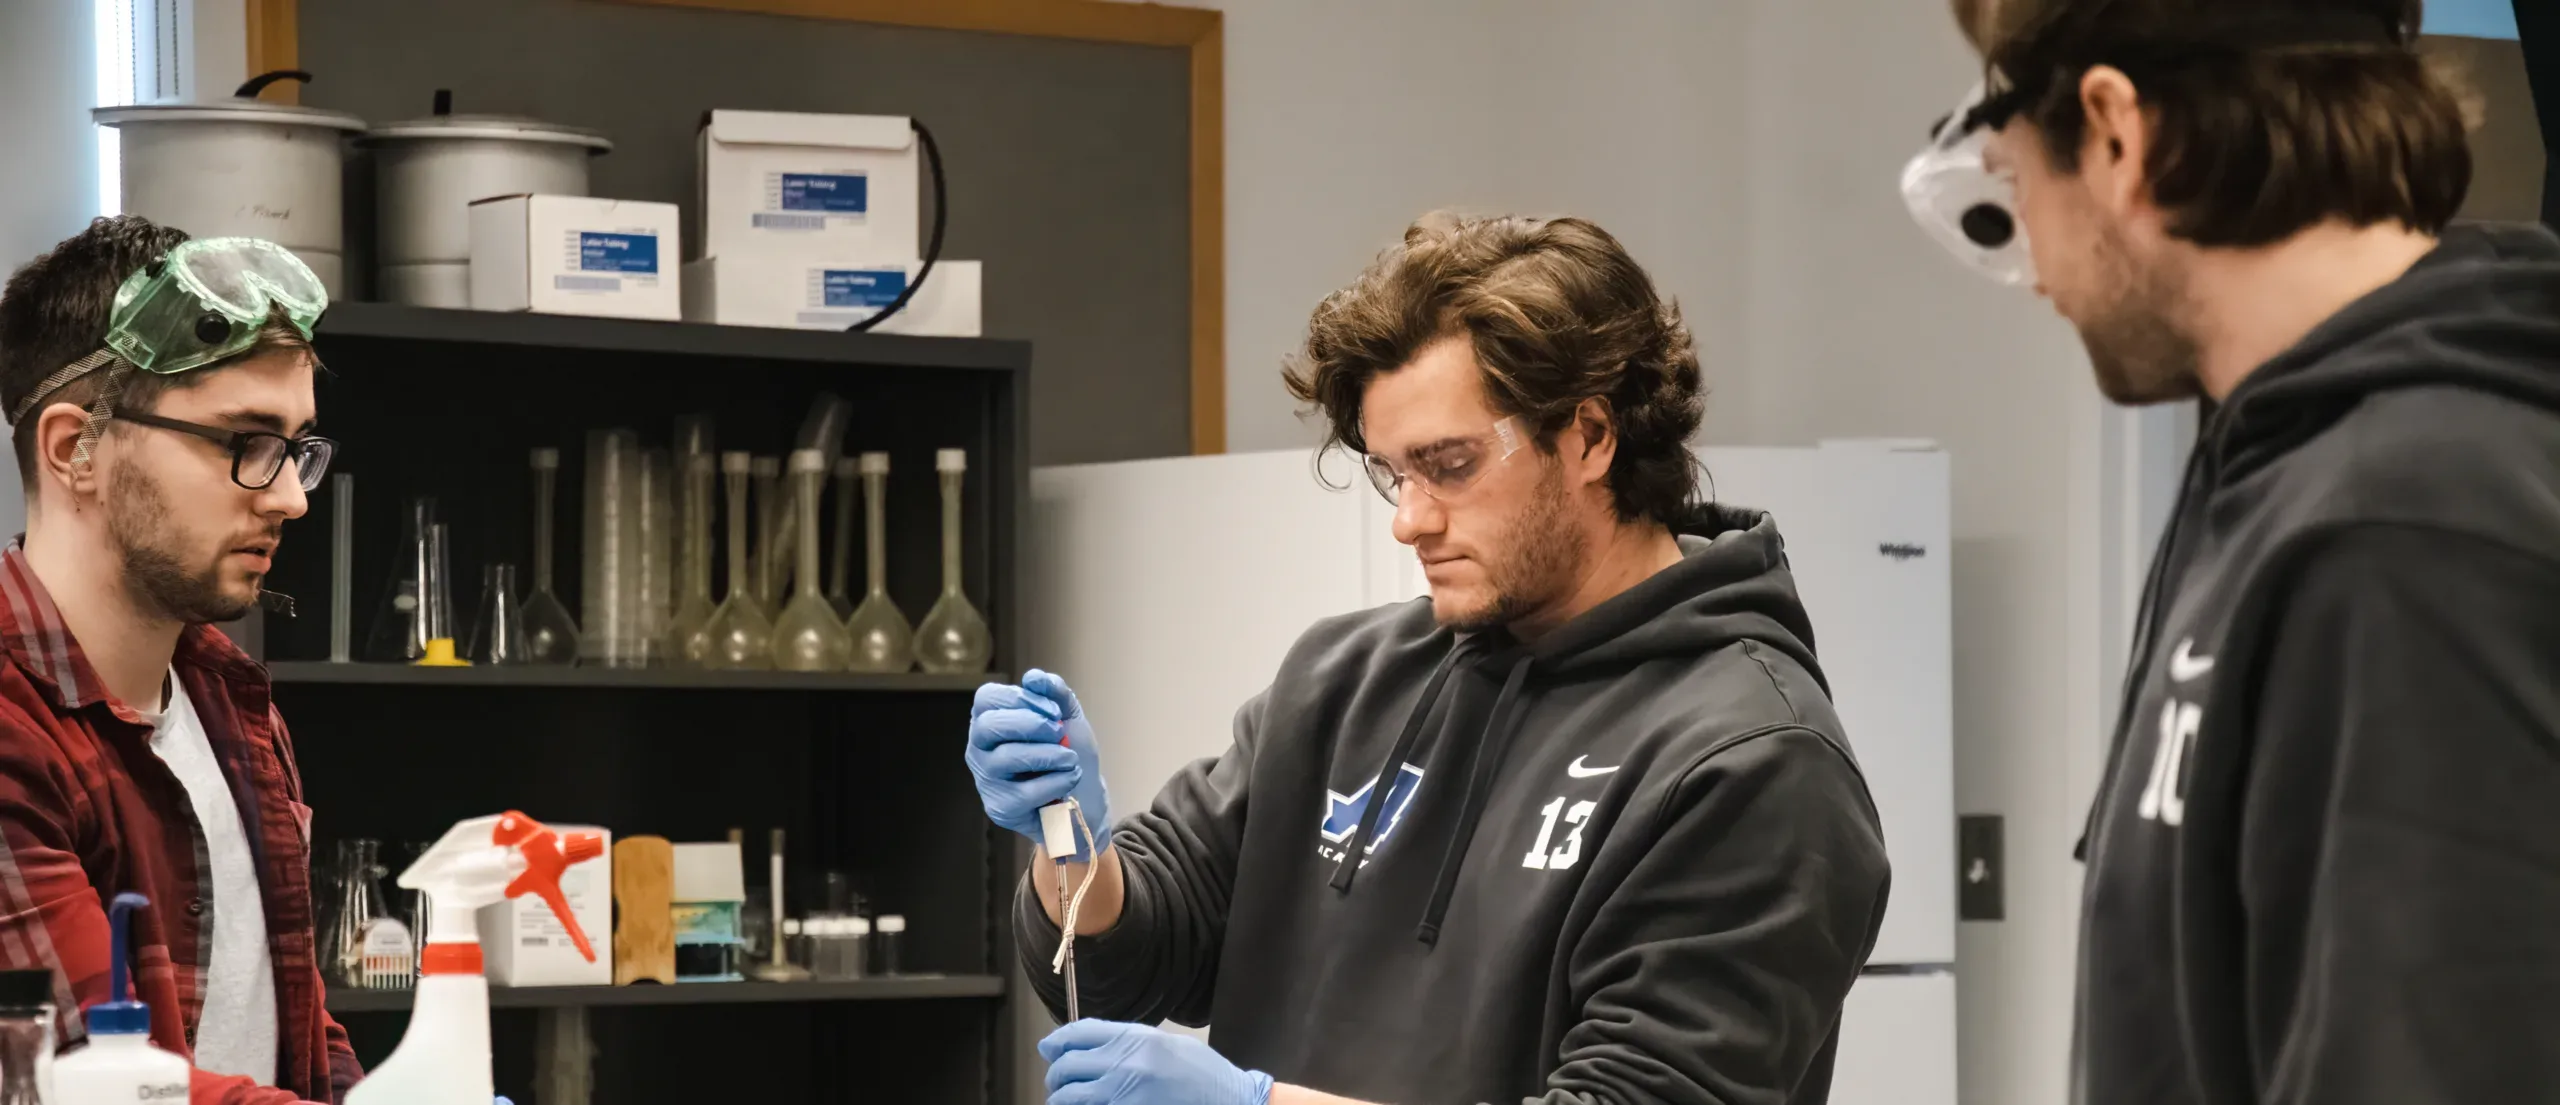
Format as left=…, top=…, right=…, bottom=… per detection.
left=245, top=0, right=1228, bottom=455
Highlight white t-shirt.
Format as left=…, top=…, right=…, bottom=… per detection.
left=139, top=671, right=278, bottom=1084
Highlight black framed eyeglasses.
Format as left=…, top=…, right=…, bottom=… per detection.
left=112, top=409, right=337, bottom=491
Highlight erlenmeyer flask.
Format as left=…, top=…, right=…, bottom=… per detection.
left=845, top=451, right=914, bottom=673
left=467, top=563, right=528, bottom=665
left=704, top=451, right=774, bottom=670
left=825, top=455, right=857, bottom=622
left=364, top=497, right=435, bottom=661
left=914, top=449, right=992, bottom=674
left=665, top=453, right=719, bottom=667
left=522, top=448, right=582, bottom=665
left=773, top=450, right=855, bottom=671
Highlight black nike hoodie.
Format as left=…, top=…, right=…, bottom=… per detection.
left=2075, top=223, right=2560, bottom=1105
left=1018, top=505, right=1893, bottom=1105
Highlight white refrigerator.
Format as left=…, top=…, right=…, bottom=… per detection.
left=1024, top=442, right=1956, bottom=1105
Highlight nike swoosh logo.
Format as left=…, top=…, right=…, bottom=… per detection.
left=2168, top=639, right=2216, bottom=683
left=1566, top=756, right=1619, bottom=779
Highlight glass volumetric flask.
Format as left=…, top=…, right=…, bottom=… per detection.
left=750, top=455, right=783, bottom=607
left=773, top=450, right=854, bottom=672
left=704, top=451, right=774, bottom=670
left=826, top=455, right=857, bottom=622
left=845, top=451, right=914, bottom=673
left=522, top=448, right=581, bottom=665
left=666, top=452, right=719, bottom=668
left=914, top=449, right=992, bottom=674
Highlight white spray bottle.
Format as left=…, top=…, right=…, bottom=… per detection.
left=343, top=812, right=602, bottom=1105
left=52, top=893, right=189, bottom=1105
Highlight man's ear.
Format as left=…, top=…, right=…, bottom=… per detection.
left=2077, top=65, right=2153, bottom=215
left=1570, top=398, right=1617, bottom=485
left=33, top=402, right=99, bottom=501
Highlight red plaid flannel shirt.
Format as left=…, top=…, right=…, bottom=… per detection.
left=0, top=544, right=359, bottom=1104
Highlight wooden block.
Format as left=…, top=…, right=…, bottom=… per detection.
left=613, top=836, right=675, bottom=986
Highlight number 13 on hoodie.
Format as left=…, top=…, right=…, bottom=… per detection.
left=1522, top=797, right=1597, bottom=870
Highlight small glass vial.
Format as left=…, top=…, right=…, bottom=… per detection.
left=843, top=916, right=872, bottom=980
left=813, top=919, right=849, bottom=981
left=874, top=914, right=906, bottom=976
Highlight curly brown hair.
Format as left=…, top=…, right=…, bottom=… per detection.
left=1282, top=213, right=1703, bottom=527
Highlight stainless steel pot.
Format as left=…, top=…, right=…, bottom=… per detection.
left=362, top=91, right=612, bottom=308
left=92, top=71, right=366, bottom=296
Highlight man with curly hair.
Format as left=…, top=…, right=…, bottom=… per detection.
left=969, top=213, right=1893, bottom=1105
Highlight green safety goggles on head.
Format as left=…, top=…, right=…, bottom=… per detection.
left=10, top=236, right=328, bottom=425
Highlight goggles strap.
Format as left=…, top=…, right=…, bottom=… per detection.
left=70, top=366, right=129, bottom=472
left=10, top=349, right=119, bottom=426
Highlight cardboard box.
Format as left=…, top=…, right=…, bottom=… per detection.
left=681, top=257, right=981, bottom=337
left=477, top=825, right=613, bottom=987
left=468, top=195, right=681, bottom=320
left=696, top=110, right=919, bottom=263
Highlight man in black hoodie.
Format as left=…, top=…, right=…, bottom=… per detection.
left=1911, top=1, right=2560, bottom=1102
left=966, top=214, right=1892, bottom=1105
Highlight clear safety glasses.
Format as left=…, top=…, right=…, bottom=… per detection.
left=1363, top=417, right=1529, bottom=506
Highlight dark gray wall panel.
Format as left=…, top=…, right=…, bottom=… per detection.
left=302, top=0, right=1191, bottom=466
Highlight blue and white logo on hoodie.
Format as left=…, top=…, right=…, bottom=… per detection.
left=1320, top=764, right=1426, bottom=856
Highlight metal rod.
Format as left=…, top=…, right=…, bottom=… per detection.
left=329, top=474, right=353, bottom=662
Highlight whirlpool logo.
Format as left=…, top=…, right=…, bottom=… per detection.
left=1878, top=542, right=1928, bottom=561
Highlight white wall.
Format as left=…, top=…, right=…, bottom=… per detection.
left=0, top=0, right=103, bottom=525
left=1213, top=0, right=1756, bottom=452
left=1742, top=4, right=2111, bottom=1104
left=1190, top=3, right=2118, bottom=1105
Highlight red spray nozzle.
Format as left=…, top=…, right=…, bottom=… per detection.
left=491, top=810, right=600, bottom=963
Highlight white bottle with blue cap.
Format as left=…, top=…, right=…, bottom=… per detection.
left=53, top=893, right=188, bottom=1105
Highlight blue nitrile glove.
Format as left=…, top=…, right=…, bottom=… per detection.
left=1041, top=1020, right=1273, bottom=1105
left=968, top=668, right=1111, bottom=862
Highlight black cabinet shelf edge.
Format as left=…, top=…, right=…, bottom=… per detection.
left=313, top=302, right=1030, bottom=373
left=325, top=974, right=1007, bottom=1014
left=266, top=661, right=987, bottom=692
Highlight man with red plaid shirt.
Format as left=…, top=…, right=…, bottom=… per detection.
left=0, top=216, right=358, bottom=1104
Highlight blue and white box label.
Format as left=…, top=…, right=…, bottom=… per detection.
left=758, top=171, right=869, bottom=231
left=796, top=266, right=908, bottom=325
left=557, top=230, right=662, bottom=292
left=820, top=268, right=905, bottom=307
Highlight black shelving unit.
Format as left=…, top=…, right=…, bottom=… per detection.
left=272, top=303, right=1028, bottom=1105
left=268, top=660, right=984, bottom=693
left=325, top=976, right=1007, bottom=1014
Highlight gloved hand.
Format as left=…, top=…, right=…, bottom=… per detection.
left=1040, top=1020, right=1273, bottom=1105
left=968, top=668, right=1111, bottom=862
